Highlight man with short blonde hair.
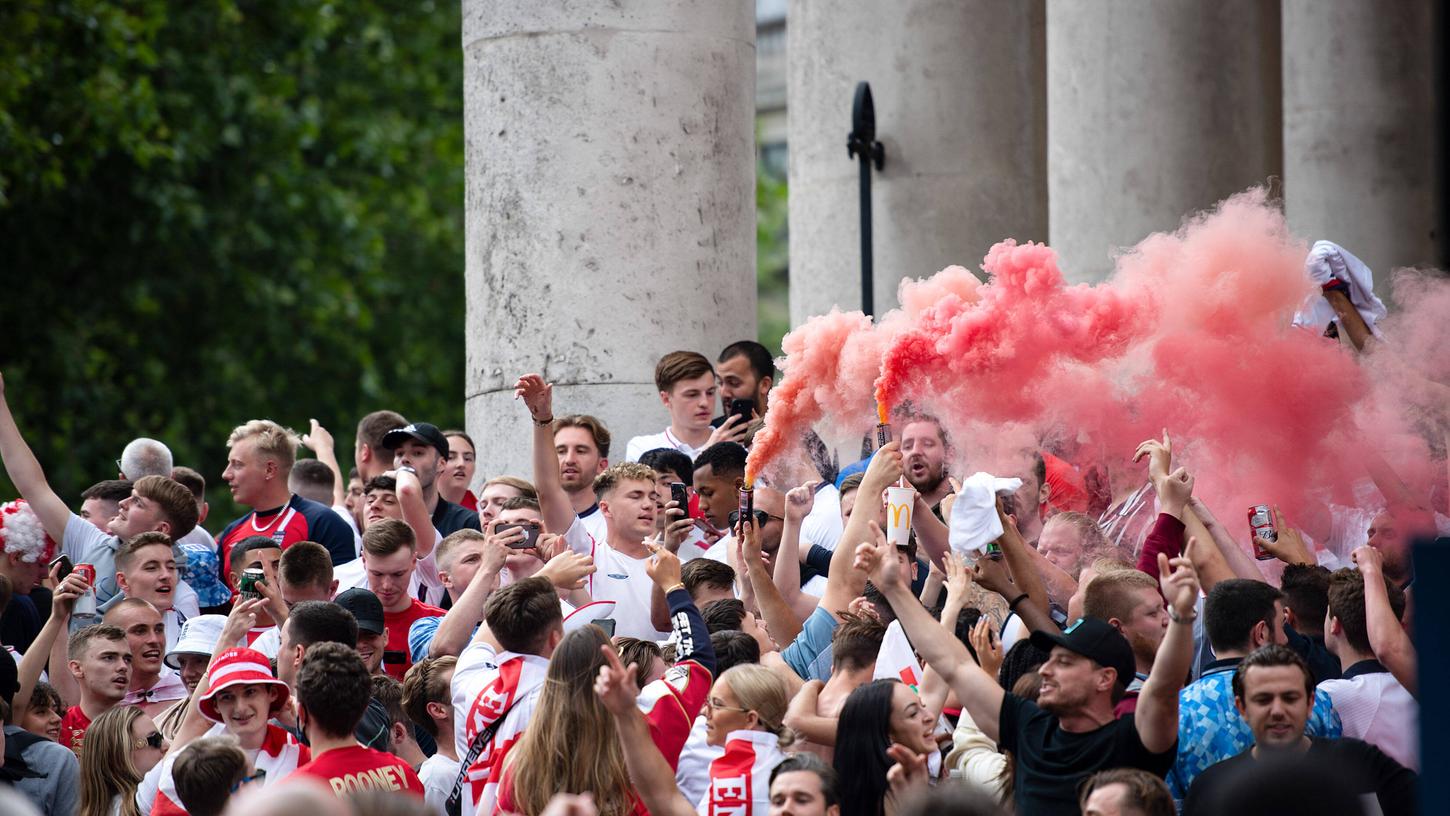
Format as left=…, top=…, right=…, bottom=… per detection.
left=216, top=418, right=356, bottom=578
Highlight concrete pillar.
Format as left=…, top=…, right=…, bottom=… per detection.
left=462, top=0, right=757, bottom=478
left=1283, top=0, right=1441, bottom=299
left=1047, top=0, right=1282, bottom=282
left=787, top=0, right=1048, bottom=326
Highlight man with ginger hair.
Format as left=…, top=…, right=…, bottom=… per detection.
left=217, top=419, right=356, bottom=577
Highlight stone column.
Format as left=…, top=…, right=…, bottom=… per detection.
left=1047, top=0, right=1282, bottom=282
left=1283, top=0, right=1441, bottom=298
left=787, top=0, right=1048, bottom=326
left=462, top=0, right=757, bottom=478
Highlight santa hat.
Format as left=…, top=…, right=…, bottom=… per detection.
left=197, top=647, right=290, bottom=723
left=0, top=500, right=56, bottom=563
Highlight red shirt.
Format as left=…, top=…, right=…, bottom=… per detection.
left=383, top=598, right=444, bottom=680
left=293, top=745, right=425, bottom=798
left=61, top=705, right=91, bottom=755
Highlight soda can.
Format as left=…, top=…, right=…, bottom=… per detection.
left=1248, top=504, right=1277, bottom=560
left=73, top=563, right=98, bottom=616
left=239, top=567, right=266, bottom=599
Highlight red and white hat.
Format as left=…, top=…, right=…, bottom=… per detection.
left=197, top=647, right=291, bottom=723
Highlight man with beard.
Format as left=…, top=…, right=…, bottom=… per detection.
left=856, top=521, right=1202, bottom=816
left=552, top=415, right=612, bottom=543
left=1084, top=568, right=1167, bottom=716
left=899, top=416, right=953, bottom=512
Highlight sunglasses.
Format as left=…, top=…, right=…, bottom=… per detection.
left=230, top=768, right=267, bottom=793
left=727, top=509, right=780, bottom=529
left=134, top=731, right=164, bottom=750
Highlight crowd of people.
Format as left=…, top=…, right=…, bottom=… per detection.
left=0, top=319, right=1433, bottom=816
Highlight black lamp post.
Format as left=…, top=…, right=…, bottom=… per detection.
left=847, top=81, right=885, bottom=317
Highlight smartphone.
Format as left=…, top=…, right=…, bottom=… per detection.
left=49, top=554, right=74, bottom=582
left=729, top=398, right=755, bottom=425
left=670, top=482, right=689, bottom=514
left=496, top=522, right=541, bottom=549
left=591, top=618, right=617, bottom=638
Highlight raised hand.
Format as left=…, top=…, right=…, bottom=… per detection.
left=852, top=520, right=900, bottom=588
left=943, top=553, right=972, bottom=607
left=706, top=413, right=749, bottom=447
left=969, top=617, right=1004, bottom=680
left=1256, top=506, right=1314, bottom=566
left=221, top=598, right=267, bottom=649
left=645, top=542, right=683, bottom=590
left=513, top=374, right=554, bottom=422
left=847, top=595, right=882, bottom=622
left=1155, top=466, right=1194, bottom=518
left=1133, top=429, right=1173, bottom=484
left=1157, top=537, right=1202, bottom=619
left=971, top=553, right=1014, bottom=599
left=537, top=550, right=595, bottom=590
left=862, top=441, right=904, bottom=495
left=593, top=644, right=641, bottom=717
left=784, top=480, right=820, bottom=525
left=49, top=562, right=91, bottom=618
left=661, top=501, right=694, bottom=553
left=1352, top=544, right=1384, bottom=576
left=301, top=419, right=335, bottom=455
left=885, top=743, right=931, bottom=798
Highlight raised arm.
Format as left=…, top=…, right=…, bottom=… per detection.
left=994, top=500, right=1051, bottom=621
left=910, top=490, right=951, bottom=570
left=17, top=566, right=86, bottom=716
left=301, top=419, right=348, bottom=508
left=595, top=646, right=696, bottom=816
left=1186, top=498, right=1265, bottom=583
left=171, top=599, right=267, bottom=751
left=1352, top=545, right=1417, bottom=697
left=1323, top=287, right=1375, bottom=352
left=742, top=518, right=803, bottom=646
left=516, top=374, right=578, bottom=535
left=774, top=482, right=823, bottom=621
left=428, top=529, right=509, bottom=659
left=855, top=528, right=1006, bottom=742
left=1135, top=538, right=1202, bottom=754
left=0, top=373, right=73, bottom=543
left=819, top=443, right=903, bottom=618
left=392, top=467, right=438, bottom=559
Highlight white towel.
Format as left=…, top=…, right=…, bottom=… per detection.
left=1292, top=240, right=1388, bottom=338
left=948, top=472, right=1023, bottom=556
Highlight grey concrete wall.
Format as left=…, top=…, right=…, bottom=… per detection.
left=1283, top=0, right=1441, bottom=299
left=787, top=0, right=1048, bottom=326
left=1047, top=0, right=1282, bottom=283
left=461, top=0, right=757, bottom=479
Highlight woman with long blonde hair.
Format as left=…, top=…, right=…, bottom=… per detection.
left=78, top=706, right=169, bottom=816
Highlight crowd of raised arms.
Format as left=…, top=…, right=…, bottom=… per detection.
left=0, top=335, right=1430, bottom=816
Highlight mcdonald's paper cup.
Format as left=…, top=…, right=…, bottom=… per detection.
left=886, top=486, right=916, bottom=548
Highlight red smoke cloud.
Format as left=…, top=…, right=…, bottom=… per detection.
left=752, top=189, right=1443, bottom=537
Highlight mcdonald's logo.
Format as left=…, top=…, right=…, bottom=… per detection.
left=889, top=501, right=912, bottom=529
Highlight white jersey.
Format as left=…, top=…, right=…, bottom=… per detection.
left=624, top=428, right=706, bottom=463
left=564, top=518, right=670, bottom=640
left=452, top=640, right=548, bottom=816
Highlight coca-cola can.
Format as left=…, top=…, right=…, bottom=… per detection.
left=73, top=563, right=98, bottom=615
left=1247, top=505, right=1277, bottom=560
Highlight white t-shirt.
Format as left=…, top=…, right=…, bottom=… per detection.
left=418, top=751, right=461, bottom=814
left=332, top=503, right=364, bottom=558
left=675, top=714, right=722, bottom=806
left=563, top=519, right=669, bottom=640
left=800, top=483, right=844, bottom=552
left=624, top=428, right=706, bottom=463
left=578, top=506, right=609, bottom=546
left=332, top=528, right=446, bottom=605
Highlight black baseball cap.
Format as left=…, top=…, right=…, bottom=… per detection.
left=381, top=422, right=450, bottom=460
left=1030, top=616, right=1136, bottom=689
left=335, top=587, right=386, bottom=635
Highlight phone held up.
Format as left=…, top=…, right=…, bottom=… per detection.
left=496, top=522, right=541, bottom=549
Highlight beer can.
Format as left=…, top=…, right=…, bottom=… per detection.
left=73, top=563, right=98, bottom=616
left=1248, top=504, right=1277, bottom=560
left=239, top=567, right=266, bottom=599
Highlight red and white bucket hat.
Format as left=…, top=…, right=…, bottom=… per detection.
left=197, top=647, right=290, bottom=723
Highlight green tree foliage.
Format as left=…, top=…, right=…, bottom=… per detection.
left=0, top=0, right=465, bottom=519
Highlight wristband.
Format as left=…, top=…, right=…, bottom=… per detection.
left=1167, top=605, right=1198, bottom=625
left=533, top=415, right=555, bottom=427
left=665, top=583, right=686, bottom=595
left=1321, top=278, right=1351, bottom=295
left=1007, top=592, right=1030, bottom=610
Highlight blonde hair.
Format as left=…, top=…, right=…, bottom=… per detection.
left=227, top=419, right=300, bottom=472
left=592, top=462, right=658, bottom=501
left=79, top=706, right=146, bottom=816
left=717, top=663, right=794, bottom=747
left=506, top=627, right=634, bottom=816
